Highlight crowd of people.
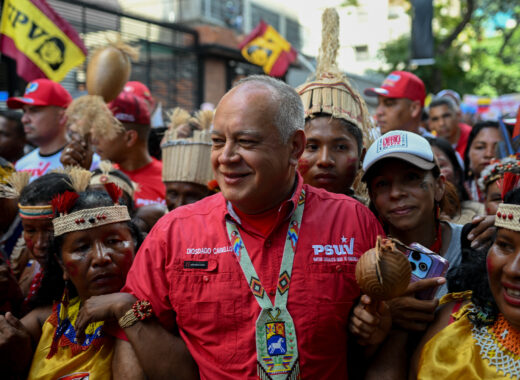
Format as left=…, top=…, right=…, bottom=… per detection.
left=0, top=8, right=519, bottom=380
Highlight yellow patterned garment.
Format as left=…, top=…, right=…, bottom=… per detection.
left=27, top=297, right=114, bottom=380
left=418, top=300, right=520, bottom=380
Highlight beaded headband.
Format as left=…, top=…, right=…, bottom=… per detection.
left=478, top=156, right=520, bottom=191
left=495, top=203, right=520, bottom=232
left=53, top=205, right=130, bottom=236
left=18, top=204, right=54, bottom=219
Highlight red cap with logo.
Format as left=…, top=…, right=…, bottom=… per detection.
left=364, top=71, right=426, bottom=107
left=7, top=79, right=73, bottom=109
left=108, top=91, right=151, bottom=125
left=123, top=81, right=155, bottom=109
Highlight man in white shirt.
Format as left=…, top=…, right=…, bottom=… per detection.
left=7, top=79, right=98, bottom=177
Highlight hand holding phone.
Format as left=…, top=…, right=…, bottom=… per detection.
left=405, top=243, right=449, bottom=300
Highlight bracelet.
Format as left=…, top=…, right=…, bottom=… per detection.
left=118, top=300, right=153, bottom=329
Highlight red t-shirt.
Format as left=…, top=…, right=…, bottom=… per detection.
left=123, top=175, right=383, bottom=379
left=455, top=122, right=472, bottom=159
left=119, top=158, right=166, bottom=207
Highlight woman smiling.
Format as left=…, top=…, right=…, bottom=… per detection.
left=414, top=187, right=520, bottom=379
left=0, top=186, right=143, bottom=379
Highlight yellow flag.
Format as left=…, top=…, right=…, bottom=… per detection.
left=0, top=0, right=87, bottom=82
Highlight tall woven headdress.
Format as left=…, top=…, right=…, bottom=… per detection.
left=296, top=8, right=374, bottom=192
left=161, top=108, right=214, bottom=187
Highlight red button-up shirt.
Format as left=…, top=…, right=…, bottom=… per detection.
left=123, top=175, right=383, bottom=379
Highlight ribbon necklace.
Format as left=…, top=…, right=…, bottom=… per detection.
left=226, top=190, right=305, bottom=380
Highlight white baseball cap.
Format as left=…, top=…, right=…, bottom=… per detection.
left=362, top=130, right=436, bottom=181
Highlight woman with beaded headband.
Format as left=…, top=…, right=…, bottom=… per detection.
left=3, top=171, right=78, bottom=312
left=296, top=8, right=374, bottom=199
left=479, top=156, right=520, bottom=216
left=0, top=185, right=146, bottom=379
left=411, top=186, right=520, bottom=379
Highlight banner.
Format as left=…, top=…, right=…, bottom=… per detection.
left=239, top=21, right=297, bottom=78
left=0, top=0, right=87, bottom=82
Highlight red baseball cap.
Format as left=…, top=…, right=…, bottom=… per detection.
left=123, top=81, right=155, bottom=109
left=108, top=92, right=151, bottom=125
left=7, top=79, right=72, bottom=109
left=364, top=71, right=426, bottom=107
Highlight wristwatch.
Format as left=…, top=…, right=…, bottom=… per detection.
left=118, top=300, right=153, bottom=328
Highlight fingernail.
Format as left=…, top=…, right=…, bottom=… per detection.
left=471, top=240, right=478, bottom=249
left=437, top=277, right=446, bottom=284
left=468, top=233, right=474, bottom=240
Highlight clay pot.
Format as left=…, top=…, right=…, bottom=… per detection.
left=355, top=237, right=411, bottom=300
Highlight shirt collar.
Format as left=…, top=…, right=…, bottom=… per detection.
left=225, top=172, right=304, bottom=227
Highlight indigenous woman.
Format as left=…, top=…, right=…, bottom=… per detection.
left=363, top=130, right=462, bottom=299
left=414, top=187, right=520, bottom=379
left=296, top=8, right=373, bottom=199
left=478, top=156, right=520, bottom=216
left=464, top=121, right=504, bottom=202
left=0, top=185, right=143, bottom=379
left=426, top=137, right=485, bottom=224
left=14, top=172, right=75, bottom=310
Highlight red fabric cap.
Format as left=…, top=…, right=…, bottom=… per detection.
left=7, top=79, right=72, bottom=109
left=108, top=92, right=151, bottom=125
left=123, top=81, right=155, bottom=109
left=364, top=71, right=426, bottom=107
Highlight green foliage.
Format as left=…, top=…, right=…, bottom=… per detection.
left=377, top=0, right=520, bottom=96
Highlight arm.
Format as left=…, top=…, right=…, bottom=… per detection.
left=76, top=292, right=199, bottom=380
left=0, top=306, right=51, bottom=376
left=113, top=339, right=146, bottom=380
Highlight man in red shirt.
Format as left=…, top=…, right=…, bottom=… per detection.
left=92, top=92, right=166, bottom=207
left=428, top=97, right=472, bottom=159
left=75, top=76, right=388, bottom=379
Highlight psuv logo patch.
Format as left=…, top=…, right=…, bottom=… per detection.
left=312, top=236, right=357, bottom=262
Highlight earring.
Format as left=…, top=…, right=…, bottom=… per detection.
left=61, top=280, right=69, bottom=308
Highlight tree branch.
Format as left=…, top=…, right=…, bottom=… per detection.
left=437, top=0, right=475, bottom=56
left=498, top=14, right=520, bottom=59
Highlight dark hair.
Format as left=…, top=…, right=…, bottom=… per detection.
left=90, top=168, right=136, bottom=216
left=429, top=97, right=458, bottom=113
left=31, top=190, right=143, bottom=307
left=0, top=110, right=24, bottom=137
left=19, top=173, right=74, bottom=205
left=305, top=113, right=363, bottom=156
left=446, top=246, right=497, bottom=328
left=426, top=136, right=469, bottom=201
left=463, top=121, right=504, bottom=180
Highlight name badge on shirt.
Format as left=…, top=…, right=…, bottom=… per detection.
left=183, top=261, right=209, bottom=269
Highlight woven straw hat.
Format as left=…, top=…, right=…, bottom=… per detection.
left=161, top=109, right=214, bottom=187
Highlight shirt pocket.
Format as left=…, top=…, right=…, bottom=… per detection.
left=170, top=260, right=244, bottom=363
left=305, top=266, right=359, bottom=358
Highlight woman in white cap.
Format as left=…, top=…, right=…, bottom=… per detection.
left=362, top=130, right=464, bottom=316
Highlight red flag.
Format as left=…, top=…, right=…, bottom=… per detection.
left=239, top=21, right=297, bottom=78
left=0, top=0, right=87, bottom=82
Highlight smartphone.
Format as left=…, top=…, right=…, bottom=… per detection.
left=405, top=243, right=449, bottom=300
